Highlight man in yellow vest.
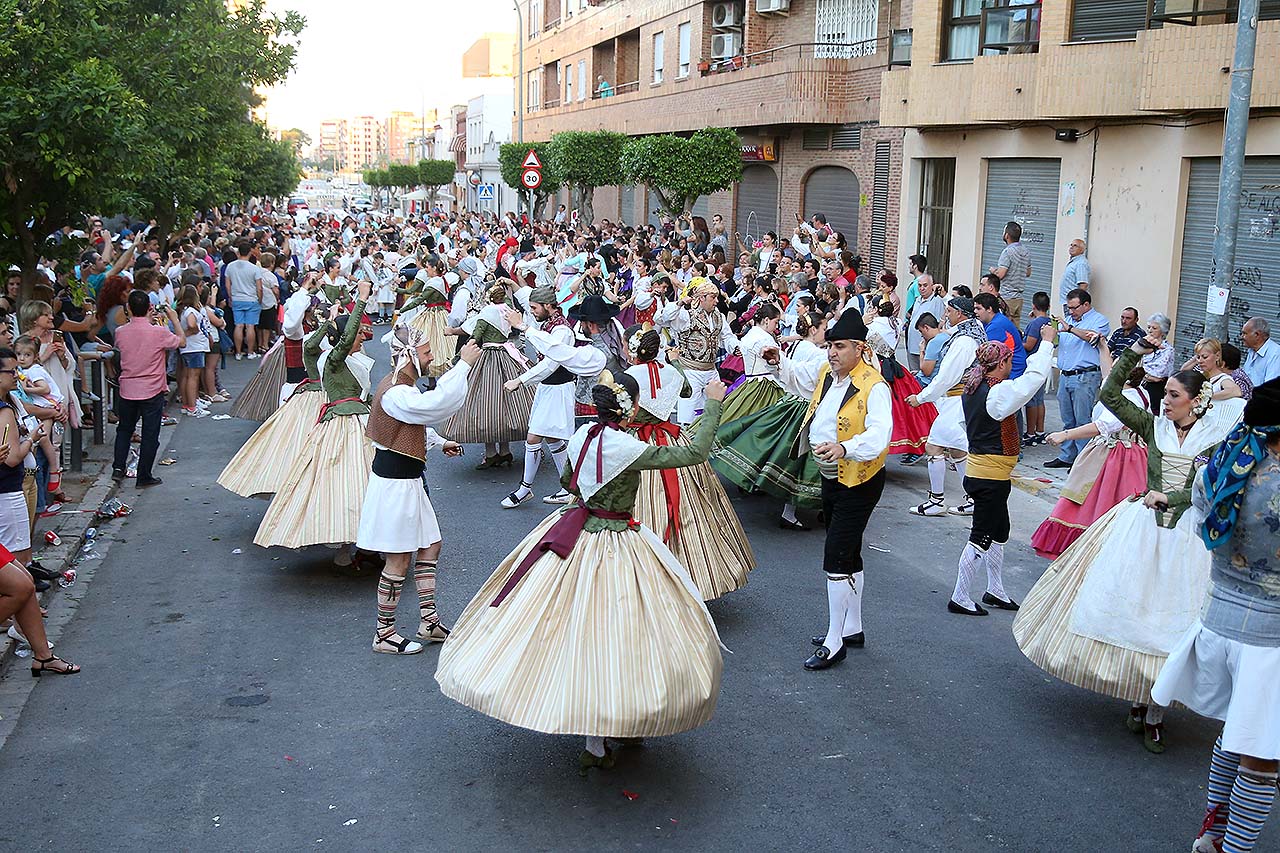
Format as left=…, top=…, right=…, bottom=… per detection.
left=762, top=310, right=892, bottom=670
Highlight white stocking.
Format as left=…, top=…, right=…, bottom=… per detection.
left=952, top=543, right=984, bottom=609
left=840, top=572, right=864, bottom=636
left=822, top=575, right=850, bottom=653
left=927, top=455, right=946, bottom=494
left=984, top=541, right=1010, bottom=602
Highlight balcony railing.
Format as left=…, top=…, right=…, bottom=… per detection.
left=590, top=80, right=639, bottom=99
left=1147, top=0, right=1244, bottom=26
left=979, top=0, right=1041, bottom=54
left=543, top=14, right=560, bottom=30
left=889, top=29, right=912, bottom=66
left=699, top=38, right=888, bottom=76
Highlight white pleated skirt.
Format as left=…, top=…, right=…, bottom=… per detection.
left=926, top=396, right=967, bottom=451
left=527, top=383, right=575, bottom=440
left=356, top=472, right=441, bottom=553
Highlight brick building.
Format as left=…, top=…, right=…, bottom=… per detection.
left=346, top=115, right=386, bottom=172
left=882, top=1, right=1280, bottom=354
left=519, top=0, right=906, bottom=272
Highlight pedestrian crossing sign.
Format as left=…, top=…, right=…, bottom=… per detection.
left=477, top=184, right=494, bottom=201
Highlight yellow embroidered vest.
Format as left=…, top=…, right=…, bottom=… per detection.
left=802, top=360, right=888, bottom=487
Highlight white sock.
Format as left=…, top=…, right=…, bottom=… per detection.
left=548, top=440, right=568, bottom=475
left=841, top=572, right=864, bottom=636
left=781, top=502, right=798, bottom=524
left=927, top=455, right=946, bottom=494
left=984, top=542, right=1010, bottom=602
left=822, top=576, right=849, bottom=653
left=952, top=543, right=984, bottom=609
left=517, top=441, right=542, bottom=497
left=1145, top=704, right=1165, bottom=725
left=955, top=457, right=967, bottom=481
left=585, top=736, right=606, bottom=757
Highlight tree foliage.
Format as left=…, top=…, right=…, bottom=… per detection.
left=418, top=159, right=456, bottom=191
left=499, top=142, right=560, bottom=219
left=621, top=127, right=742, bottom=219
left=546, top=131, right=626, bottom=224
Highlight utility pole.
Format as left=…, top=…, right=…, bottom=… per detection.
left=1206, top=0, right=1258, bottom=342
left=514, top=0, right=525, bottom=220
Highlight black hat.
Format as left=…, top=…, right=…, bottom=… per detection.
left=826, top=309, right=868, bottom=342
left=519, top=237, right=535, bottom=254
left=1244, top=377, right=1280, bottom=427
left=568, top=295, right=620, bottom=325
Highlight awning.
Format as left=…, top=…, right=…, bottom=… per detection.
left=449, top=136, right=466, bottom=153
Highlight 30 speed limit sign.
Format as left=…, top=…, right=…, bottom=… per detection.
left=521, top=168, right=542, bottom=190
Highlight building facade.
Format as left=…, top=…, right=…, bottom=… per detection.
left=882, top=1, right=1280, bottom=353
left=464, top=93, right=517, bottom=213
left=346, top=115, right=386, bottom=172
left=463, top=32, right=518, bottom=78
left=317, top=119, right=348, bottom=171
left=385, top=110, right=439, bottom=164
left=519, top=0, right=905, bottom=271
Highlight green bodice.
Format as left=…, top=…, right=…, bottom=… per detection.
left=319, top=297, right=372, bottom=421
left=471, top=318, right=508, bottom=345
left=321, top=282, right=345, bottom=304
left=402, top=286, right=447, bottom=314
left=559, top=400, right=722, bottom=532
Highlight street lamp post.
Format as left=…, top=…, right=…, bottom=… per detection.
left=513, top=0, right=526, bottom=219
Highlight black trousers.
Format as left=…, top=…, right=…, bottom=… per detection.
left=962, top=476, right=1012, bottom=548
left=113, top=392, right=165, bottom=481
left=821, top=468, right=886, bottom=575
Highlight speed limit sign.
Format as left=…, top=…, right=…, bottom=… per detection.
left=521, top=168, right=542, bottom=190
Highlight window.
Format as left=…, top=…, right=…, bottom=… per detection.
left=528, top=70, right=540, bottom=110
left=815, top=0, right=878, bottom=59
left=528, top=0, right=539, bottom=37
left=577, top=59, right=587, bottom=101
left=677, top=22, right=692, bottom=77
left=943, top=0, right=983, bottom=60
left=565, top=60, right=574, bottom=103
left=889, top=28, right=912, bottom=66
left=917, top=159, right=956, bottom=288
left=653, top=31, right=665, bottom=83
left=980, top=0, right=1040, bottom=53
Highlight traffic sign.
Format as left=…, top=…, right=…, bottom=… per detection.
left=521, top=149, right=543, bottom=170
left=468, top=171, right=481, bottom=187
left=521, top=168, right=543, bottom=190
left=477, top=183, right=495, bottom=201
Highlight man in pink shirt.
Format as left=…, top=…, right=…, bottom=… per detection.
left=112, top=290, right=186, bottom=487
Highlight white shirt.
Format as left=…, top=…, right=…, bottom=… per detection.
left=980, top=342, right=1054, bottom=420
left=281, top=289, right=310, bottom=340
left=773, top=355, right=892, bottom=461
left=518, top=325, right=606, bottom=386
left=373, top=361, right=470, bottom=438
left=916, top=334, right=980, bottom=406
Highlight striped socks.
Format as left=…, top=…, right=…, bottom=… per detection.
left=376, top=571, right=406, bottom=638
left=414, top=560, right=438, bottom=627
left=1201, top=737, right=1239, bottom=845
left=1223, top=769, right=1277, bottom=853
left=952, top=543, right=984, bottom=610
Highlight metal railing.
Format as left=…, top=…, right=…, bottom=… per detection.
left=703, top=38, right=889, bottom=75
left=590, top=80, right=639, bottom=99
left=979, top=0, right=1042, bottom=54
left=543, top=14, right=560, bottom=30
left=1147, top=0, right=1241, bottom=26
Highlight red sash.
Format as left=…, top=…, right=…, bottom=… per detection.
left=635, top=421, right=681, bottom=543
left=283, top=337, right=304, bottom=369
left=491, top=505, right=637, bottom=606
left=316, top=396, right=363, bottom=423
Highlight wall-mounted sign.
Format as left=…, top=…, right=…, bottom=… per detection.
left=741, top=143, right=777, bottom=162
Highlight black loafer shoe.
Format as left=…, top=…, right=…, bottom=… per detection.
left=811, top=631, right=865, bottom=648
left=33, top=578, right=50, bottom=592
left=111, top=469, right=125, bottom=481
left=136, top=477, right=163, bottom=488
left=778, top=517, right=810, bottom=531
left=803, top=644, right=847, bottom=670
left=1044, top=459, right=1072, bottom=470
left=947, top=599, right=989, bottom=616
left=981, top=592, right=1020, bottom=611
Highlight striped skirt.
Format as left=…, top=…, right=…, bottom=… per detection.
left=436, top=512, right=722, bottom=737
left=229, top=341, right=287, bottom=422
left=632, top=429, right=756, bottom=601
left=217, top=387, right=325, bottom=497
left=439, top=345, right=534, bottom=444
left=405, top=306, right=453, bottom=378
left=252, top=412, right=373, bottom=549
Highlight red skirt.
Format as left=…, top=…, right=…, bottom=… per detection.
left=888, top=372, right=936, bottom=455
left=1030, top=442, right=1148, bottom=560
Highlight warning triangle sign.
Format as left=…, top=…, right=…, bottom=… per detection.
left=521, top=150, right=543, bottom=169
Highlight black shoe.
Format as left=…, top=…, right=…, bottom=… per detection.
left=27, top=562, right=59, bottom=581
left=136, top=477, right=163, bottom=488
left=803, top=643, right=847, bottom=670
left=1044, top=459, right=1072, bottom=470
left=33, top=578, right=50, bottom=592
left=948, top=599, right=989, bottom=616
left=111, top=469, right=125, bottom=481
left=778, top=517, right=810, bottom=531
left=811, top=631, right=865, bottom=648
left=982, top=592, right=1020, bottom=611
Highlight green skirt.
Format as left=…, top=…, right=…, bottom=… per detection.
left=718, top=377, right=784, bottom=424
left=711, top=395, right=822, bottom=509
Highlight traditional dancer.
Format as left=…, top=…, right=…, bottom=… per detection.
left=906, top=297, right=988, bottom=517
left=716, top=303, right=784, bottom=424
left=713, top=312, right=827, bottom=529
left=1030, top=351, right=1150, bottom=560
left=569, top=295, right=627, bottom=420
left=1154, top=380, right=1280, bottom=853
left=279, top=270, right=320, bottom=398
left=229, top=337, right=288, bottom=422
left=945, top=332, right=1056, bottom=616
left=1013, top=338, right=1245, bottom=753
left=398, top=253, right=453, bottom=378
left=623, top=326, right=756, bottom=600
left=760, top=311, right=892, bottom=670
left=436, top=373, right=727, bottom=771
left=358, top=328, right=478, bottom=655
left=500, top=286, right=606, bottom=508
left=658, top=281, right=740, bottom=425
left=441, top=282, right=535, bottom=469
left=217, top=316, right=328, bottom=497
left=866, top=301, right=938, bottom=456
left=253, top=281, right=377, bottom=564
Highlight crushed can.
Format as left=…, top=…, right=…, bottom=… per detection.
left=59, top=569, right=76, bottom=588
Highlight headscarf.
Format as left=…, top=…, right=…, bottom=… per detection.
left=389, top=322, right=428, bottom=378
left=692, top=280, right=719, bottom=298
left=1200, top=378, right=1280, bottom=549
left=963, top=340, right=1013, bottom=393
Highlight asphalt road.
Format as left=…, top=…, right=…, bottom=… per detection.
left=0, top=339, right=1269, bottom=853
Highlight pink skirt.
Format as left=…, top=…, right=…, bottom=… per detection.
left=1031, top=442, right=1149, bottom=560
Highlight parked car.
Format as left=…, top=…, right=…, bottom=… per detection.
left=350, top=197, right=374, bottom=212
left=287, top=196, right=309, bottom=215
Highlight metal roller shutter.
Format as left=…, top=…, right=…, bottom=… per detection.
left=692, top=195, right=710, bottom=220
left=804, top=165, right=860, bottom=247
left=982, top=158, right=1060, bottom=298
left=1071, top=0, right=1148, bottom=41
left=619, top=184, right=635, bottom=224
left=871, top=142, right=890, bottom=271
left=735, top=165, right=779, bottom=244
left=1173, top=156, right=1280, bottom=360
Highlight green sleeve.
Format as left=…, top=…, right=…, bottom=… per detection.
left=669, top=360, right=694, bottom=398
left=1101, top=348, right=1154, bottom=443
left=400, top=291, right=426, bottom=313
left=325, top=299, right=365, bottom=370
left=303, top=321, right=330, bottom=377
left=630, top=400, right=722, bottom=470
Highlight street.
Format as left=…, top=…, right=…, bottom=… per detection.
left=0, top=347, right=1266, bottom=853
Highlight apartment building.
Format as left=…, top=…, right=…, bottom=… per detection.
left=386, top=110, right=439, bottom=165
left=882, top=1, right=1280, bottom=352
left=317, top=119, right=348, bottom=171
left=465, top=93, right=518, bottom=213
left=519, top=0, right=906, bottom=269
left=346, top=115, right=386, bottom=171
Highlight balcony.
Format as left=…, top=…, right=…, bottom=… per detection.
left=979, top=1, right=1040, bottom=54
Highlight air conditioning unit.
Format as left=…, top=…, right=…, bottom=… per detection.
left=712, top=2, right=743, bottom=29
left=712, top=31, right=743, bottom=59
left=755, top=0, right=790, bottom=14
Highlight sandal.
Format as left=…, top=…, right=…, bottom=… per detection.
left=47, top=470, right=61, bottom=493
left=416, top=620, right=450, bottom=643
left=371, top=631, right=424, bottom=656
left=31, top=654, right=79, bottom=678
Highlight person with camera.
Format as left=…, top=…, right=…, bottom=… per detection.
left=111, top=291, right=186, bottom=487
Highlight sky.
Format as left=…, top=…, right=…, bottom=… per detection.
left=260, top=0, right=516, bottom=134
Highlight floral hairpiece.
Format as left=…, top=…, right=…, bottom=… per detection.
left=598, top=370, right=634, bottom=415
left=1192, top=382, right=1214, bottom=419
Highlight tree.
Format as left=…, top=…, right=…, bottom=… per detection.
left=546, top=131, right=626, bottom=225
left=621, top=127, right=743, bottom=220
left=499, top=142, right=561, bottom=220
left=417, top=160, right=456, bottom=211
left=235, top=124, right=302, bottom=204
left=363, top=170, right=388, bottom=208
left=279, top=128, right=311, bottom=156
left=384, top=163, right=420, bottom=205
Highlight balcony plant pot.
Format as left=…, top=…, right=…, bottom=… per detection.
left=697, top=60, right=711, bottom=73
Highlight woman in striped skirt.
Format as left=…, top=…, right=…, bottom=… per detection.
left=440, top=281, right=534, bottom=469
left=398, top=254, right=452, bottom=378
left=229, top=337, right=288, bottom=422
left=253, top=281, right=376, bottom=566
left=437, top=373, right=727, bottom=772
